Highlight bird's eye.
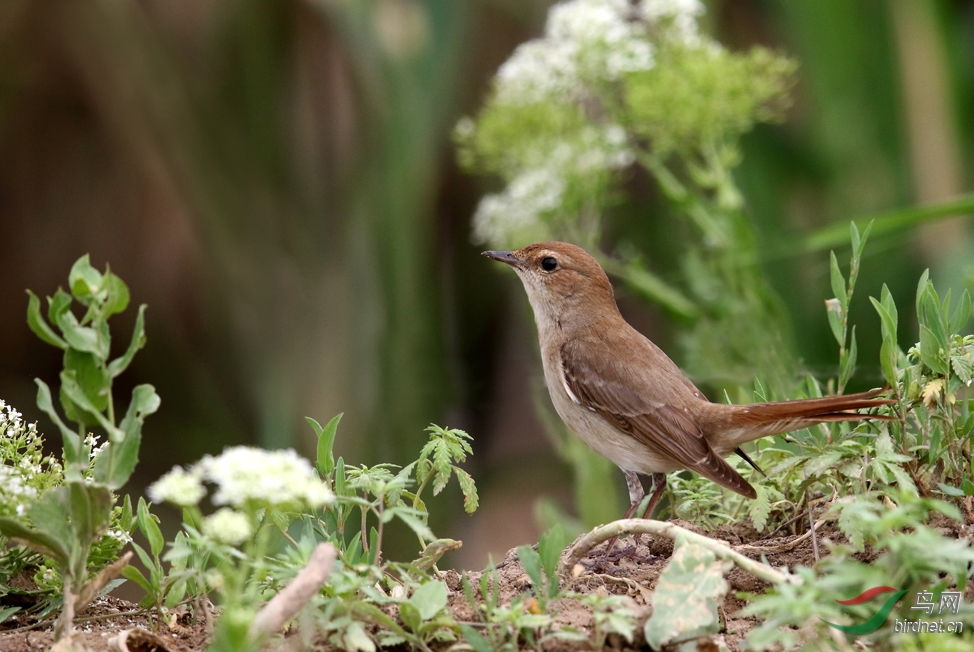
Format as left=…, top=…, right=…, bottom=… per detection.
left=541, top=257, right=558, bottom=271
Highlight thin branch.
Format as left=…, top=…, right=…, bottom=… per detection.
left=249, top=543, right=336, bottom=640
left=559, top=519, right=801, bottom=586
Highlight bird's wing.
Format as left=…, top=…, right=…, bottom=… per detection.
left=560, top=340, right=756, bottom=498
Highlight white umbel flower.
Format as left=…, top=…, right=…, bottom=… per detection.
left=202, top=508, right=253, bottom=546
left=147, top=466, right=206, bottom=507
left=198, top=446, right=334, bottom=509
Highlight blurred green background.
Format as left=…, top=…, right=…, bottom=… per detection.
left=0, top=0, right=972, bottom=569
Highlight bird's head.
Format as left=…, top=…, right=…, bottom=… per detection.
left=482, top=241, right=618, bottom=328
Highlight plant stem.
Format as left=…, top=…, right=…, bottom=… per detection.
left=559, top=519, right=800, bottom=586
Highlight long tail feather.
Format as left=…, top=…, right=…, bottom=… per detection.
left=738, top=388, right=895, bottom=423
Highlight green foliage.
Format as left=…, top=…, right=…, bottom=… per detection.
left=745, top=493, right=974, bottom=650
left=0, top=256, right=153, bottom=639
left=644, top=538, right=732, bottom=648
left=516, top=524, right=569, bottom=609
left=624, top=45, right=796, bottom=156
left=567, top=592, right=638, bottom=649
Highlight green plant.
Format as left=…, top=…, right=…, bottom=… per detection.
left=744, top=492, right=974, bottom=650
left=566, top=592, right=638, bottom=649
left=310, top=418, right=479, bottom=566
left=516, top=524, right=569, bottom=610
left=0, top=255, right=156, bottom=640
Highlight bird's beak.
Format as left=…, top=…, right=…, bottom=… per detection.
left=482, top=250, right=526, bottom=269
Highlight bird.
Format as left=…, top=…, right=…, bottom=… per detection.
left=483, top=241, right=896, bottom=528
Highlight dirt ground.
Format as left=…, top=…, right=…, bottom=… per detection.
left=2, top=513, right=969, bottom=651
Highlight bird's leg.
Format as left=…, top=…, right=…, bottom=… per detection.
left=639, top=473, right=667, bottom=520
left=632, top=473, right=667, bottom=547
left=602, top=471, right=644, bottom=556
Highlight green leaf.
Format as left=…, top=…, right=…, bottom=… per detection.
left=459, top=625, right=493, bottom=652
left=0, top=607, right=21, bottom=625
left=60, top=370, right=116, bottom=435
left=63, top=349, right=109, bottom=414
left=107, top=305, right=147, bottom=378
left=825, top=298, right=844, bottom=347
left=26, top=290, right=68, bottom=349
left=312, top=413, right=342, bottom=477
left=879, top=339, right=898, bottom=388
left=408, top=581, right=448, bottom=621
left=749, top=484, right=771, bottom=532
left=454, top=468, right=479, bottom=514
left=644, top=539, right=731, bottom=649
left=70, top=482, right=113, bottom=552
left=538, top=524, right=568, bottom=592
left=121, top=565, right=152, bottom=593
left=829, top=251, right=847, bottom=307
left=137, top=498, right=164, bottom=558
left=35, top=378, right=82, bottom=470
left=517, top=545, right=546, bottom=596
left=838, top=326, right=858, bottom=390
left=919, top=325, right=948, bottom=375
left=390, top=510, right=433, bottom=542
left=100, top=272, right=130, bottom=317
left=68, top=254, right=103, bottom=300
left=938, top=483, right=965, bottom=497
left=950, top=290, right=971, bottom=334
left=53, top=304, right=107, bottom=359
left=0, top=516, right=70, bottom=565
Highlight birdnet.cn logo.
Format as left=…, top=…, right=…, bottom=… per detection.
left=821, top=586, right=964, bottom=635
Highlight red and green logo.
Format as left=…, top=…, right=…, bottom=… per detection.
left=821, top=586, right=907, bottom=635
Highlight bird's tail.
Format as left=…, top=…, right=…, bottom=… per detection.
left=713, top=388, right=898, bottom=447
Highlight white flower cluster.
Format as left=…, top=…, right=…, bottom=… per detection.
left=495, top=0, right=703, bottom=105
left=473, top=124, right=633, bottom=246
left=147, top=466, right=206, bottom=507
left=0, top=399, right=59, bottom=518
left=202, top=507, right=253, bottom=546
left=148, top=446, right=334, bottom=511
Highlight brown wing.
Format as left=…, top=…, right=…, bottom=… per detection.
left=560, top=340, right=756, bottom=499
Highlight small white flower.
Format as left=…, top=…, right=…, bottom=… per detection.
left=198, top=446, right=334, bottom=509
left=202, top=508, right=253, bottom=547
left=148, top=466, right=206, bottom=507
left=107, top=528, right=132, bottom=544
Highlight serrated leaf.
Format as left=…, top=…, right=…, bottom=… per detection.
left=749, top=484, right=771, bottom=532
left=644, top=540, right=731, bottom=649
left=454, top=468, right=479, bottom=514
left=951, top=355, right=973, bottom=384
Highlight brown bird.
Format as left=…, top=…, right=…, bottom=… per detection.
left=484, top=241, right=895, bottom=524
